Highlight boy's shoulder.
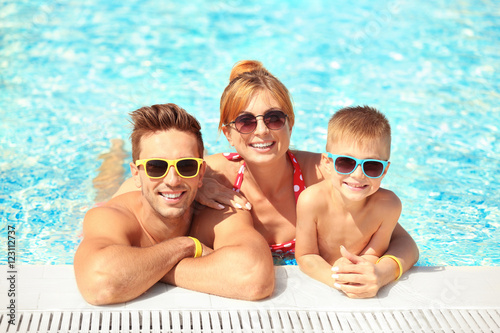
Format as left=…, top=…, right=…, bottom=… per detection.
left=369, top=188, right=402, bottom=211
left=297, top=179, right=330, bottom=207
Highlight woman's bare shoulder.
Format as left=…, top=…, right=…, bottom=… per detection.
left=290, top=150, right=326, bottom=186
left=205, top=153, right=241, bottom=182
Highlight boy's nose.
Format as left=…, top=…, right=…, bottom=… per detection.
left=351, top=164, right=365, bottom=178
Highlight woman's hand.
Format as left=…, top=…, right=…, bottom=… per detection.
left=331, top=246, right=384, bottom=299
left=196, top=177, right=252, bottom=210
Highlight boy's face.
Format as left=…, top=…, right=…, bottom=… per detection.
left=325, top=137, right=390, bottom=202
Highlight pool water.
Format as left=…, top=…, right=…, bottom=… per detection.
left=1, top=0, right=499, bottom=266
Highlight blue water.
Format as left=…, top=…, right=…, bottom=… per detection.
left=1, top=0, right=499, bottom=266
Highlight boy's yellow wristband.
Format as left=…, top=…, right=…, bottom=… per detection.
left=188, top=237, right=202, bottom=258
left=376, top=255, right=403, bottom=281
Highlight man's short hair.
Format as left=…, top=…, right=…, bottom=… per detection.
left=130, top=103, right=204, bottom=161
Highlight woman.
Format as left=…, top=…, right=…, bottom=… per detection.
left=193, top=60, right=419, bottom=298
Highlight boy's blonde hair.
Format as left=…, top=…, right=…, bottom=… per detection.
left=327, top=106, right=391, bottom=155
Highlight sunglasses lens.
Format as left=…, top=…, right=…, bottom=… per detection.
left=145, top=160, right=169, bottom=178
left=335, top=157, right=357, bottom=174
left=176, top=159, right=200, bottom=177
left=363, top=161, right=385, bottom=178
left=235, top=115, right=257, bottom=134
left=264, top=111, right=287, bottom=130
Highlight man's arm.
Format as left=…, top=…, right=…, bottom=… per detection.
left=74, top=207, right=198, bottom=305
left=163, top=206, right=275, bottom=300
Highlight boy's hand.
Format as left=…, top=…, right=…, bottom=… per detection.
left=330, top=246, right=383, bottom=298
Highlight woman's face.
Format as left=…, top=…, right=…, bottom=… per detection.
left=223, top=90, right=292, bottom=165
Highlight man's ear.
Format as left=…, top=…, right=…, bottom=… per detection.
left=130, top=162, right=142, bottom=188
left=197, top=161, right=207, bottom=188
left=222, top=126, right=235, bottom=147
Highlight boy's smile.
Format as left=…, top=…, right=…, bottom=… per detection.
left=327, top=138, right=390, bottom=202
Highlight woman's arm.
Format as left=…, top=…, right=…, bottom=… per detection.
left=195, top=153, right=251, bottom=210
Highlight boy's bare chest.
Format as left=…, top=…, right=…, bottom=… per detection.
left=317, top=209, right=381, bottom=256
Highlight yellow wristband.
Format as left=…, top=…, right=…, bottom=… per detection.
left=376, top=255, right=403, bottom=281
left=188, top=237, right=202, bottom=258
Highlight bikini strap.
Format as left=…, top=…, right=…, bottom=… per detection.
left=288, top=151, right=307, bottom=202
left=222, top=151, right=306, bottom=200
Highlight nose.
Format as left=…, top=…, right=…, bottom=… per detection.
left=253, top=116, right=269, bottom=135
left=351, top=164, right=365, bottom=178
left=163, top=165, right=182, bottom=186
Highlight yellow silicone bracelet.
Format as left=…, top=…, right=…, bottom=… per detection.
left=188, top=237, right=202, bottom=258
left=376, top=255, right=403, bottom=281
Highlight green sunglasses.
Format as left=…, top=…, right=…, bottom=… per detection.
left=135, top=158, right=203, bottom=179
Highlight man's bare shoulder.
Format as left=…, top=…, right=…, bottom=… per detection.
left=82, top=192, right=142, bottom=244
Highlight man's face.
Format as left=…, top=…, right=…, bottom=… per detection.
left=131, top=129, right=205, bottom=221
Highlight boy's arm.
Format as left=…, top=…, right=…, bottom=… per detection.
left=333, top=193, right=418, bottom=298
left=162, top=207, right=275, bottom=300
left=295, top=188, right=336, bottom=287
left=380, top=222, right=419, bottom=277
left=359, top=192, right=403, bottom=262
left=74, top=208, right=198, bottom=305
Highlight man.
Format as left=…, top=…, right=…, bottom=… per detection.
left=74, top=104, right=274, bottom=305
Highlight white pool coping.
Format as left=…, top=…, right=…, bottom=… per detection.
left=1, top=265, right=499, bottom=332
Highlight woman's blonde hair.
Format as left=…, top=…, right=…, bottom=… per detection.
left=219, top=60, right=294, bottom=132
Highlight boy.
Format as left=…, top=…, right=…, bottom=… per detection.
left=295, top=106, right=402, bottom=295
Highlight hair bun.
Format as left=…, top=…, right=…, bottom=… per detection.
left=229, top=60, right=264, bottom=81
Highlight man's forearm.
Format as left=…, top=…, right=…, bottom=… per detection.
left=75, top=237, right=195, bottom=305
left=163, top=244, right=274, bottom=300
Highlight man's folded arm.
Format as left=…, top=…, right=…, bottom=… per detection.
left=74, top=208, right=196, bottom=305
left=163, top=207, right=275, bottom=300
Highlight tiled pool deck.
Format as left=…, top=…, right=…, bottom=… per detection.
left=1, top=265, right=499, bottom=332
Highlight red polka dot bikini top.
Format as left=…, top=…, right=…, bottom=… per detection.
left=223, top=151, right=306, bottom=254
